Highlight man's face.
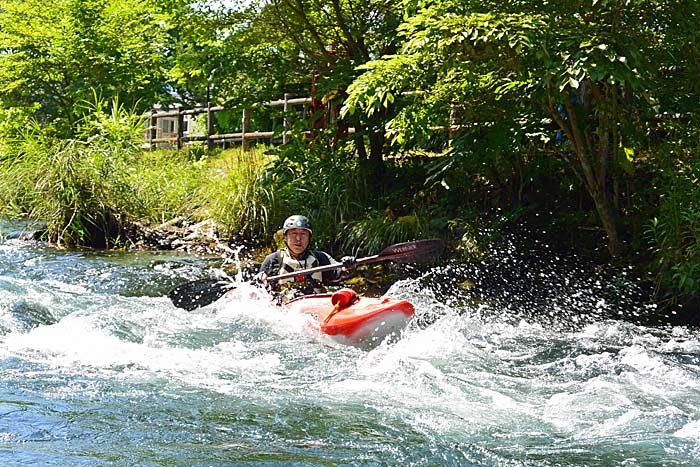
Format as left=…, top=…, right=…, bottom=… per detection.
left=285, top=228, right=310, bottom=257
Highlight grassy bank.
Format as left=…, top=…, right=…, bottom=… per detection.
left=0, top=100, right=457, bottom=257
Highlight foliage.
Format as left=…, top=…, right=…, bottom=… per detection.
left=125, top=148, right=206, bottom=225
left=258, top=135, right=455, bottom=255
left=0, top=98, right=143, bottom=246
left=167, top=2, right=285, bottom=107
left=0, top=106, right=36, bottom=159
left=258, top=131, right=367, bottom=249
left=646, top=120, right=700, bottom=307
left=171, top=0, right=403, bottom=102
left=0, top=97, right=206, bottom=247
left=342, top=0, right=700, bottom=257
left=0, top=0, right=172, bottom=135
left=168, top=0, right=406, bottom=171
left=341, top=211, right=431, bottom=256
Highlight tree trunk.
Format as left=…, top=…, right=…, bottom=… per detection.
left=353, top=121, right=367, bottom=161
left=353, top=123, right=385, bottom=181
left=367, top=130, right=385, bottom=180
left=547, top=87, right=626, bottom=257
left=572, top=142, right=625, bottom=257
left=586, top=175, right=624, bottom=257
left=570, top=143, right=625, bottom=257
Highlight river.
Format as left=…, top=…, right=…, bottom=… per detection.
left=1, top=220, right=699, bottom=466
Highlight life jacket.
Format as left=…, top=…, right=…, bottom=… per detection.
left=276, top=248, right=329, bottom=294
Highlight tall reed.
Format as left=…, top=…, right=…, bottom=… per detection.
left=199, top=146, right=273, bottom=245
left=0, top=97, right=207, bottom=247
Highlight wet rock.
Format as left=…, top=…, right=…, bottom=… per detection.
left=8, top=300, right=57, bottom=331
left=132, top=217, right=235, bottom=257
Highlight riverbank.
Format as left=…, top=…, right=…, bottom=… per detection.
left=0, top=123, right=695, bottom=327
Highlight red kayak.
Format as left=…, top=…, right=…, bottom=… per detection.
left=284, top=288, right=415, bottom=348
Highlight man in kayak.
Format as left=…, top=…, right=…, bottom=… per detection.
left=256, top=215, right=355, bottom=302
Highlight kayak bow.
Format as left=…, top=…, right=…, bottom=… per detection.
left=285, top=288, right=415, bottom=348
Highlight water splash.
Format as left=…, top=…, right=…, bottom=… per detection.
left=1, top=226, right=700, bottom=466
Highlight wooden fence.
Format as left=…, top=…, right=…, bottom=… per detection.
left=145, top=90, right=454, bottom=151
left=145, top=94, right=314, bottom=151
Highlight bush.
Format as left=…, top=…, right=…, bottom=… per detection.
left=258, top=131, right=366, bottom=249
left=199, top=146, right=272, bottom=244
left=646, top=121, right=700, bottom=307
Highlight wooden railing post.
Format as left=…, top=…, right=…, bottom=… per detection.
left=242, top=108, right=251, bottom=151
left=176, top=106, right=184, bottom=150
left=207, top=102, right=214, bottom=151
left=149, top=111, right=157, bottom=150
left=283, top=93, right=290, bottom=144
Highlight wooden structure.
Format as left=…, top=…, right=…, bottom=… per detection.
left=146, top=94, right=313, bottom=151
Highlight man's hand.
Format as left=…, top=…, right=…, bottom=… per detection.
left=337, top=256, right=356, bottom=281
left=253, top=271, right=268, bottom=286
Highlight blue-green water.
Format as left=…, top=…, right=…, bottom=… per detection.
left=1, top=221, right=699, bottom=466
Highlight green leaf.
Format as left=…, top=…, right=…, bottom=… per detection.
left=623, top=147, right=634, bottom=162
left=617, top=146, right=635, bottom=175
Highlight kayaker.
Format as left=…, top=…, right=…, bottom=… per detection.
left=256, top=214, right=355, bottom=302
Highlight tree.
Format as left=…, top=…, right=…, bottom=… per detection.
left=169, top=0, right=404, bottom=177
left=342, top=0, right=700, bottom=257
left=262, top=0, right=408, bottom=177
left=0, top=0, right=173, bottom=135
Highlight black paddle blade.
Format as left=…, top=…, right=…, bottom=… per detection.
left=376, top=238, right=445, bottom=263
left=167, top=278, right=235, bottom=311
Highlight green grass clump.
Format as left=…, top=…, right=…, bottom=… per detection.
left=0, top=98, right=209, bottom=247
left=198, top=146, right=273, bottom=245
left=0, top=99, right=439, bottom=254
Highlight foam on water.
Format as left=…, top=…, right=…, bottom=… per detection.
left=1, top=228, right=700, bottom=465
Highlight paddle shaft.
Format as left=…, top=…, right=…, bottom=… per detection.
left=168, top=238, right=444, bottom=310
left=266, top=239, right=443, bottom=282
left=266, top=253, right=378, bottom=282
